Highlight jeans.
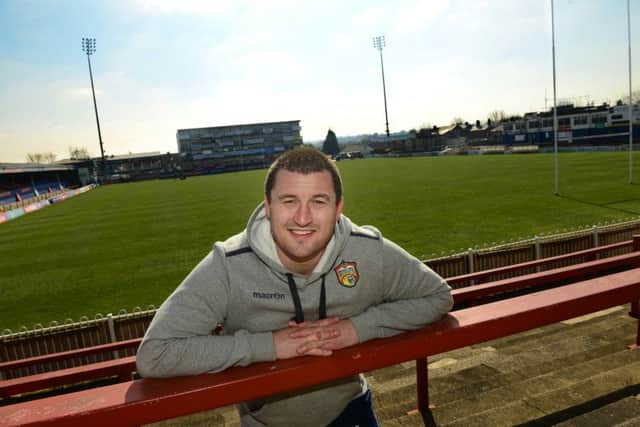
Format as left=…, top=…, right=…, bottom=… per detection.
left=327, top=389, right=379, bottom=427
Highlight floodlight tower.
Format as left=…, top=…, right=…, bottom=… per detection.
left=372, top=35, right=390, bottom=137
left=627, top=0, right=634, bottom=184
left=82, top=37, right=105, bottom=163
left=550, top=0, right=559, bottom=195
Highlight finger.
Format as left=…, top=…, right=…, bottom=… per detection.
left=319, top=341, right=342, bottom=351
left=288, top=328, right=316, bottom=338
left=299, top=348, right=333, bottom=357
left=296, top=341, right=334, bottom=355
left=290, top=327, right=340, bottom=340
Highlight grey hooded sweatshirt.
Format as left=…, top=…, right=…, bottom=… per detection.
left=137, top=203, right=453, bottom=426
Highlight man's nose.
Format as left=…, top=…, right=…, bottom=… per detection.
left=294, top=203, right=312, bottom=226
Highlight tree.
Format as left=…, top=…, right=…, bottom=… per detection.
left=26, top=153, right=44, bottom=164
left=488, top=110, right=507, bottom=124
left=26, top=152, right=56, bottom=164
left=69, top=146, right=91, bottom=160
left=42, top=152, right=57, bottom=163
left=451, top=117, right=465, bottom=125
left=322, top=129, right=340, bottom=156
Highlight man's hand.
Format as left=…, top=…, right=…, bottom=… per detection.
left=273, top=317, right=360, bottom=359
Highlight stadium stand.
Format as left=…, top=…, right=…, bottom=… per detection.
left=0, top=267, right=638, bottom=426
left=0, top=238, right=639, bottom=426
left=0, top=163, right=79, bottom=212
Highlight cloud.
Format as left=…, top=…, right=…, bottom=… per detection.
left=131, top=0, right=238, bottom=16
left=390, top=0, right=449, bottom=36
left=130, top=0, right=297, bottom=17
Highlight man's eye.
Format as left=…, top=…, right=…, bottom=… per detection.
left=313, top=199, right=327, bottom=205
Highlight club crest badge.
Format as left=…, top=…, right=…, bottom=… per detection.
left=334, top=261, right=359, bottom=288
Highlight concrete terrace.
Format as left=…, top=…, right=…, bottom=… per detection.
left=149, top=306, right=640, bottom=427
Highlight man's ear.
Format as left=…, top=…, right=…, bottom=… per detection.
left=336, top=198, right=344, bottom=222
left=264, top=195, right=271, bottom=218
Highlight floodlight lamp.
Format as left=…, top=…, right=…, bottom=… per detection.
left=82, top=37, right=96, bottom=55
left=372, top=35, right=386, bottom=51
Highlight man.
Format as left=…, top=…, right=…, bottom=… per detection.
left=137, top=145, right=453, bottom=427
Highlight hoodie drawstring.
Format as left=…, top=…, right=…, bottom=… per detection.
left=286, top=273, right=304, bottom=323
left=319, top=275, right=327, bottom=320
left=286, top=273, right=327, bottom=323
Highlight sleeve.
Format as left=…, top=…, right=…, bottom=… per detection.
left=349, top=237, right=453, bottom=342
left=136, top=246, right=276, bottom=378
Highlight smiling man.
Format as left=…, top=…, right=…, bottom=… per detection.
left=137, top=145, right=453, bottom=427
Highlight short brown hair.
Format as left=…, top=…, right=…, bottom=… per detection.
left=265, top=145, right=342, bottom=203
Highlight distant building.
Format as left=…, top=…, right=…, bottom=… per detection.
left=366, top=132, right=417, bottom=154
left=176, top=120, right=302, bottom=172
left=58, top=152, right=183, bottom=184
left=502, top=103, right=640, bottom=146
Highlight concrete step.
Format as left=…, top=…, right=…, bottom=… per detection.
left=145, top=404, right=238, bottom=427
left=487, top=307, right=630, bottom=356
left=542, top=390, right=640, bottom=427
left=431, top=353, right=640, bottom=426
left=373, top=307, right=633, bottom=394
left=374, top=322, right=635, bottom=411
left=374, top=312, right=638, bottom=424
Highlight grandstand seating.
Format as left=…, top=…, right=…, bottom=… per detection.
left=0, top=238, right=639, bottom=426
left=0, top=267, right=638, bottom=426
left=0, top=168, right=71, bottom=211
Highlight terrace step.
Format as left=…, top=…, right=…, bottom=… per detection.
left=433, top=351, right=640, bottom=426
left=547, top=393, right=640, bottom=427
left=373, top=312, right=633, bottom=409
left=440, top=357, right=640, bottom=426
left=370, top=306, right=631, bottom=396
left=373, top=310, right=638, bottom=424
left=145, top=404, right=238, bottom=427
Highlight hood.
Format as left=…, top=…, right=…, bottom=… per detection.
left=246, top=201, right=352, bottom=283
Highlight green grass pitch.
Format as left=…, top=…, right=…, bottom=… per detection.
left=1, top=151, right=639, bottom=331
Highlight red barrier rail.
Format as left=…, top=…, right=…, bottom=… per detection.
left=0, top=356, right=136, bottom=399
left=0, top=338, right=141, bottom=373
left=2, top=268, right=639, bottom=427
left=446, top=237, right=637, bottom=287
left=452, top=250, right=640, bottom=306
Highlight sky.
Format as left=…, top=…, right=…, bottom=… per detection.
left=1, top=0, right=639, bottom=162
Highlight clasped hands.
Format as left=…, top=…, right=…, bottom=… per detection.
left=274, top=316, right=359, bottom=359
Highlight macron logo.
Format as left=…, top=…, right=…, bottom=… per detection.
left=253, top=291, right=286, bottom=300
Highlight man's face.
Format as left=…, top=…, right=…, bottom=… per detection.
left=265, top=169, right=343, bottom=275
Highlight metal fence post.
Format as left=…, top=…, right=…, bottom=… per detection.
left=467, top=248, right=475, bottom=285
left=107, top=313, right=119, bottom=359
left=534, top=236, right=541, bottom=272
left=415, top=357, right=430, bottom=414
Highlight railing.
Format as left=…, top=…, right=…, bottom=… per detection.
left=2, top=222, right=640, bottom=374
left=427, top=218, right=640, bottom=281
left=0, top=310, right=151, bottom=380
left=1, top=267, right=639, bottom=426
left=447, top=238, right=638, bottom=288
